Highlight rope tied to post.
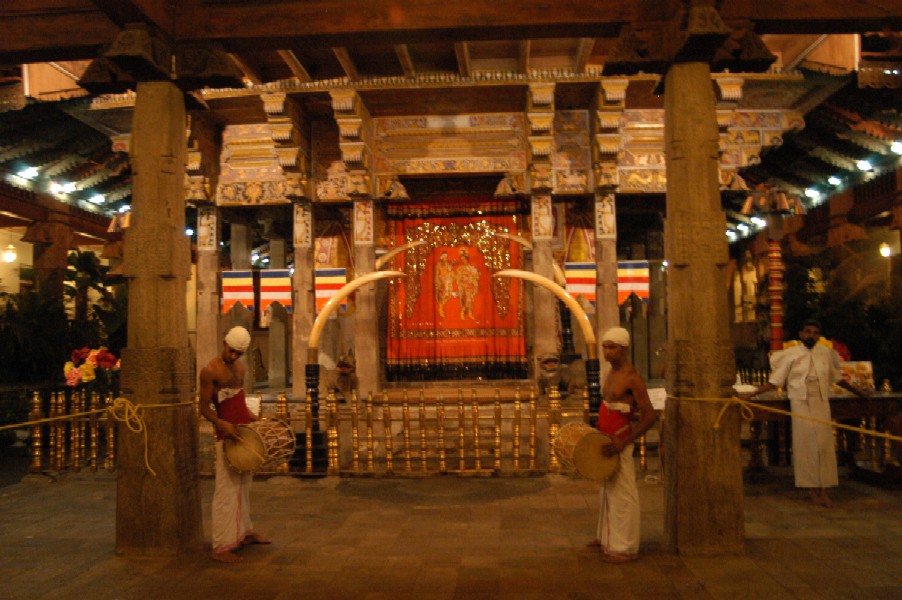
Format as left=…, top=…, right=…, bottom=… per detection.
left=667, top=394, right=902, bottom=444
left=0, top=396, right=194, bottom=478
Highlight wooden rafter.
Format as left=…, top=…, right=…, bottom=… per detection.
left=454, top=42, right=471, bottom=78
left=518, top=40, right=531, bottom=74
left=226, top=52, right=262, bottom=85
left=574, top=37, right=595, bottom=73
left=394, top=44, right=416, bottom=78
left=277, top=50, right=312, bottom=83
left=332, top=47, right=359, bottom=81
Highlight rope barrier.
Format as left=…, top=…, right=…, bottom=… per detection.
left=667, top=394, right=902, bottom=444
left=0, top=397, right=194, bottom=477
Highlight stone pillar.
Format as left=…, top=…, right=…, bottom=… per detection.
left=594, top=192, right=620, bottom=369
left=195, top=207, right=220, bottom=384
left=267, top=236, right=288, bottom=388
left=353, top=199, right=378, bottom=396
left=116, top=80, right=202, bottom=556
left=662, top=62, right=743, bottom=555
left=292, top=202, right=315, bottom=400
left=229, top=222, right=255, bottom=392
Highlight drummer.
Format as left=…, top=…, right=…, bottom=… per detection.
left=199, top=326, right=272, bottom=563
left=588, top=327, right=657, bottom=563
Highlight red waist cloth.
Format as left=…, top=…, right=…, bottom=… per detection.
left=596, top=402, right=632, bottom=440
left=215, top=388, right=253, bottom=440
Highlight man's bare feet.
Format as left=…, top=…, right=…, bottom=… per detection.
left=602, top=552, right=637, bottom=564
left=808, top=490, right=834, bottom=507
left=242, top=533, right=272, bottom=545
left=212, top=550, right=242, bottom=563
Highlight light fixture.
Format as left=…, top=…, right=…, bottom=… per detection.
left=726, top=230, right=737, bottom=240
left=17, top=167, right=38, bottom=180
left=736, top=223, right=749, bottom=232
left=2, top=244, right=16, bottom=263
left=880, top=242, right=891, bottom=258
left=750, top=216, right=766, bottom=228
left=88, top=194, right=105, bottom=204
left=857, top=159, right=873, bottom=171
left=891, top=142, right=902, bottom=155
left=804, top=188, right=820, bottom=200
left=828, top=176, right=842, bottom=186
left=185, top=228, right=194, bottom=236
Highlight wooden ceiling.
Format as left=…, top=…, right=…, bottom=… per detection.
left=0, top=1, right=900, bottom=241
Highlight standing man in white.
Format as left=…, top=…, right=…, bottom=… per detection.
left=743, top=319, right=870, bottom=507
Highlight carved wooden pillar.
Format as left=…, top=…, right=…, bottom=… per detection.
left=527, top=83, right=560, bottom=378
left=229, top=222, right=255, bottom=391
left=195, top=206, right=221, bottom=379
left=292, top=202, right=315, bottom=401
left=267, top=236, right=288, bottom=388
left=116, top=80, right=202, bottom=556
left=593, top=79, right=628, bottom=385
left=663, top=61, right=743, bottom=555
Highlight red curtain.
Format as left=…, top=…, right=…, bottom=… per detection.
left=386, top=197, right=528, bottom=381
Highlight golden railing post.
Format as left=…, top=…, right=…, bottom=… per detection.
left=71, top=391, right=86, bottom=472
left=457, top=388, right=466, bottom=471
left=28, top=391, right=44, bottom=473
left=870, top=416, right=880, bottom=470
left=383, top=395, right=394, bottom=474
left=471, top=391, right=481, bottom=471
left=548, top=387, right=561, bottom=471
left=275, top=391, right=290, bottom=474
left=104, top=393, right=115, bottom=472
left=365, top=392, right=375, bottom=473
left=513, top=389, right=522, bottom=473
left=528, top=389, right=537, bottom=470
left=493, top=389, right=502, bottom=474
left=89, top=393, right=99, bottom=472
left=326, top=391, right=339, bottom=475
left=401, top=390, right=412, bottom=473
left=418, top=389, right=427, bottom=472
left=54, top=391, right=65, bottom=472
left=305, top=390, right=314, bottom=475
left=437, top=394, right=447, bottom=474
left=350, top=390, right=360, bottom=472
left=582, top=388, right=590, bottom=424
left=275, top=391, right=289, bottom=422
left=639, top=434, right=647, bottom=471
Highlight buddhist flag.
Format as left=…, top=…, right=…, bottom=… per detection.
left=564, top=262, right=596, bottom=304
left=315, top=268, right=347, bottom=312
left=260, top=269, right=292, bottom=313
left=617, top=260, right=650, bottom=304
left=222, top=270, right=254, bottom=314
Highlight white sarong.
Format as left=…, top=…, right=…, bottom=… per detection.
left=790, top=378, right=838, bottom=489
left=212, top=440, right=255, bottom=553
left=596, top=443, right=639, bottom=556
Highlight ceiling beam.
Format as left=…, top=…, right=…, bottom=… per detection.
left=454, top=42, right=471, bottom=78
left=89, top=0, right=174, bottom=33
left=574, top=37, right=595, bottom=73
left=518, top=40, right=531, bottom=74
left=332, top=47, right=360, bottom=81
left=277, top=49, right=312, bottom=83
left=226, top=52, right=263, bottom=85
left=394, top=44, right=416, bottom=78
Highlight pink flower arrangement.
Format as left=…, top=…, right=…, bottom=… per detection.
left=64, top=346, right=120, bottom=393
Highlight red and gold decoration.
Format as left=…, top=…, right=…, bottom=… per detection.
left=386, top=199, right=527, bottom=380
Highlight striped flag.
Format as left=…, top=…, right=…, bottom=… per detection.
left=315, top=268, right=347, bottom=312
left=564, top=262, right=596, bottom=304
left=260, top=269, right=292, bottom=313
left=617, top=260, right=650, bottom=304
left=221, top=270, right=254, bottom=314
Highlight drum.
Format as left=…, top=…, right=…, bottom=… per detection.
left=553, top=422, right=620, bottom=481
left=223, top=419, right=296, bottom=474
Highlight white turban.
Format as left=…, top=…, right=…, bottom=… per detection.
left=224, top=326, right=251, bottom=352
left=601, top=327, right=630, bottom=347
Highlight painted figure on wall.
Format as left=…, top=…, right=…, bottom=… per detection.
left=455, top=248, right=480, bottom=321
left=434, top=250, right=455, bottom=319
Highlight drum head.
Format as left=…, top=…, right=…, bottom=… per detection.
left=572, top=431, right=620, bottom=482
left=223, top=425, right=267, bottom=473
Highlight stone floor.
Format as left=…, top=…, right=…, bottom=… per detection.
left=1, top=456, right=901, bottom=600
